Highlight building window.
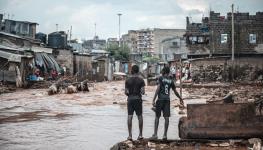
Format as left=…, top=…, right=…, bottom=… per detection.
left=172, top=42, right=178, bottom=47
left=189, top=36, right=197, bottom=44
left=249, top=34, right=256, bottom=44
left=198, top=37, right=204, bottom=43
left=221, top=34, right=228, bottom=44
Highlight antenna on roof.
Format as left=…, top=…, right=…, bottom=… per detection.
left=56, top=24, right=58, bottom=32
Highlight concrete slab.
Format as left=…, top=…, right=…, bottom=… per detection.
left=179, top=103, right=263, bottom=139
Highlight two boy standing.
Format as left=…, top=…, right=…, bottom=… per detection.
left=125, top=65, right=184, bottom=140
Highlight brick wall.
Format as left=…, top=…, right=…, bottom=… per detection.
left=210, top=11, right=263, bottom=53
left=186, top=11, right=263, bottom=54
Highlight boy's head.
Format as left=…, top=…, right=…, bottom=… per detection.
left=131, top=65, right=139, bottom=74
left=162, top=66, right=170, bottom=75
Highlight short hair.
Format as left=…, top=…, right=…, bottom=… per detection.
left=131, top=65, right=139, bottom=74
left=162, top=66, right=170, bottom=75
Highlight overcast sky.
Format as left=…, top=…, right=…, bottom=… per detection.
left=0, top=0, right=262, bottom=40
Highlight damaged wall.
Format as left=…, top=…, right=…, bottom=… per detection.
left=73, top=54, right=92, bottom=81
left=53, top=49, right=73, bottom=75
left=186, top=11, right=263, bottom=54
left=210, top=11, right=263, bottom=54
left=190, top=56, right=263, bottom=83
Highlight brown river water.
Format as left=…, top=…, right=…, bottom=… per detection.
left=0, top=81, right=206, bottom=150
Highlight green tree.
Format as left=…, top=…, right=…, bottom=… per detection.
left=106, top=43, right=130, bottom=61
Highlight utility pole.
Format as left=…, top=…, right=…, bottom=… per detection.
left=179, top=58, right=182, bottom=98
left=117, top=13, right=122, bottom=47
left=231, top=4, right=235, bottom=81
left=231, top=4, right=234, bottom=61
left=70, top=26, right=72, bottom=41
left=94, top=23, right=96, bottom=37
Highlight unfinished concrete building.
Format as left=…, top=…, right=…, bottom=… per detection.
left=121, top=30, right=137, bottom=53
left=153, top=28, right=186, bottom=61
left=185, top=11, right=263, bottom=54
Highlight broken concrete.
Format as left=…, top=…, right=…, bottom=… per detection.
left=111, top=139, right=249, bottom=150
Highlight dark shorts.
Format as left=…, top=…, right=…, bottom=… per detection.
left=127, top=99, right=142, bottom=116
left=155, top=100, right=170, bottom=117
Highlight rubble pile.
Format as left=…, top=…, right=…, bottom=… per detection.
left=47, top=78, right=90, bottom=95
left=27, top=80, right=53, bottom=89
left=191, top=64, right=263, bottom=83
left=0, top=82, right=16, bottom=94
left=186, top=84, right=263, bottom=103
left=191, top=65, right=224, bottom=83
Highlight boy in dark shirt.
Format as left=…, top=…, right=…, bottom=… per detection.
left=125, top=65, right=145, bottom=140
left=151, top=66, right=184, bottom=140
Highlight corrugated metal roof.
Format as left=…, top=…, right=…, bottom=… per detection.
left=31, top=46, right=53, bottom=54
left=91, top=49, right=109, bottom=54
left=0, top=50, right=22, bottom=62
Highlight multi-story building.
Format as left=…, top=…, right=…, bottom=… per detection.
left=122, top=30, right=137, bottom=52
left=137, top=29, right=154, bottom=53
left=122, top=28, right=186, bottom=61
left=185, top=11, right=263, bottom=54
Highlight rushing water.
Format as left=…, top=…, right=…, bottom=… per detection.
left=0, top=87, right=206, bottom=150
left=0, top=104, right=183, bottom=149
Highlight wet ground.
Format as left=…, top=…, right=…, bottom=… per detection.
left=0, top=81, right=207, bottom=150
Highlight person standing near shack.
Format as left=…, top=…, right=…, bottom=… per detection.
left=151, top=66, right=184, bottom=140
left=125, top=65, right=145, bottom=140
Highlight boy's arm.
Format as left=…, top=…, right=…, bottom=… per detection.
left=171, top=80, right=184, bottom=105
left=152, top=85, right=160, bottom=106
left=172, top=86, right=184, bottom=105
left=140, top=86, right=145, bottom=95
left=140, top=79, right=146, bottom=95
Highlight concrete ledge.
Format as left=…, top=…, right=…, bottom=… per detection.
left=179, top=103, right=263, bottom=139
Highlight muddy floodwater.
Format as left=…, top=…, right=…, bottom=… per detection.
left=0, top=81, right=206, bottom=150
